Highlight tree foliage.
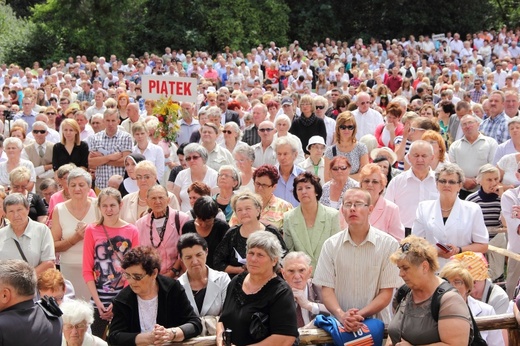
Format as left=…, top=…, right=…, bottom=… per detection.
left=0, top=0, right=36, bottom=64
left=1, top=0, right=519, bottom=66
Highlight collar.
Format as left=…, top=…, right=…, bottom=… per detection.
left=342, top=226, right=377, bottom=246
left=1, top=299, right=34, bottom=313
left=478, top=188, right=499, bottom=202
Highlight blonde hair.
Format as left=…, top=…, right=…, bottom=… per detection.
left=60, top=118, right=81, bottom=145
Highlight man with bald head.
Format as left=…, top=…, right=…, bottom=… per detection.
left=252, top=120, right=277, bottom=168
left=121, top=103, right=142, bottom=133
left=243, top=103, right=267, bottom=146
left=385, top=140, right=439, bottom=236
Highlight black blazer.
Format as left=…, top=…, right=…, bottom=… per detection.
left=108, top=275, right=202, bottom=345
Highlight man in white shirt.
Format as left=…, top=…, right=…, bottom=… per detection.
left=85, top=90, right=107, bottom=120
left=252, top=121, right=277, bottom=168
left=385, top=140, right=439, bottom=235
left=351, top=92, right=384, bottom=140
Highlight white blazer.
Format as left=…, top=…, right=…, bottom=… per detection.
left=468, top=296, right=505, bottom=346
left=412, top=198, right=489, bottom=267
left=178, top=266, right=230, bottom=317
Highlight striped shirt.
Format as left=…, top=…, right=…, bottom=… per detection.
left=313, top=227, right=402, bottom=324
left=466, top=189, right=502, bottom=236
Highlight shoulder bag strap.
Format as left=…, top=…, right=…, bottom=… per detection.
left=13, top=239, right=28, bottom=262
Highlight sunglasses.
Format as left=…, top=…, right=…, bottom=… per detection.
left=32, top=130, right=47, bottom=134
left=339, top=125, right=355, bottom=131
left=46, top=112, right=56, bottom=115
left=437, top=179, right=460, bottom=185
left=331, top=166, right=349, bottom=171
left=222, top=130, right=233, bottom=134
left=258, top=128, right=274, bottom=133
left=400, top=243, right=411, bottom=253
left=122, top=272, right=148, bottom=281
left=185, top=155, right=201, bottom=162
left=315, top=105, right=325, bottom=110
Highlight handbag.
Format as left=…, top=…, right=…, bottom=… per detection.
left=249, top=312, right=269, bottom=342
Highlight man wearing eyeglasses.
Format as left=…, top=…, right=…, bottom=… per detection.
left=313, top=188, right=401, bottom=331
left=22, top=121, right=55, bottom=195
left=0, top=259, right=62, bottom=345
left=13, top=96, right=37, bottom=132
left=352, top=92, right=383, bottom=141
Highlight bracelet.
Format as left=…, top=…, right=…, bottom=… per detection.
left=170, top=328, right=177, bottom=341
left=458, top=246, right=463, bottom=254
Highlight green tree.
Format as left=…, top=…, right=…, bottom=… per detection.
left=0, top=0, right=36, bottom=64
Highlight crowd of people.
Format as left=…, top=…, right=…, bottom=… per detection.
left=3, top=27, right=520, bottom=345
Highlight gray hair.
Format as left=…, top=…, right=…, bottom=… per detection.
left=435, top=162, right=465, bottom=183
left=60, top=299, right=94, bottom=325
left=184, top=143, right=209, bottom=163
left=39, top=178, right=58, bottom=192
left=55, top=163, right=77, bottom=179
left=476, top=164, right=499, bottom=183
left=67, top=167, right=92, bottom=187
left=0, top=259, right=36, bottom=297
left=219, top=165, right=242, bottom=191
left=32, top=121, right=48, bottom=131
left=247, top=230, right=284, bottom=272
left=224, top=121, right=242, bottom=141
left=274, top=114, right=291, bottom=127
left=91, top=113, right=104, bottom=122
left=281, top=251, right=312, bottom=267
left=206, top=106, right=221, bottom=119
left=146, top=184, right=168, bottom=198
left=313, top=96, right=328, bottom=106
left=507, top=116, right=520, bottom=127
left=233, top=145, right=255, bottom=163
left=3, top=137, right=23, bottom=150
left=273, top=136, right=298, bottom=153
left=3, top=193, right=29, bottom=212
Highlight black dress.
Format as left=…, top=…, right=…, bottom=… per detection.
left=219, top=272, right=298, bottom=346
left=181, top=218, right=230, bottom=269
left=52, top=141, right=90, bottom=170
left=27, top=193, right=48, bottom=221
left=289, top=113, right=327, bottom=155
left=212, top=224, right=287, bottom=276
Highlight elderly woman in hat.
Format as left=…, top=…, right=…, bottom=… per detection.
left=298, top=135, right=326, bottom=185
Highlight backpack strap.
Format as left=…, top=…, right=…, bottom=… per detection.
left=431, top=280, right=457, bottom=321
left=485, top=283, right=495, bottom=304
left=174, top=211, right=180, bottom=235
left=332, top=145, right=337, bottom=157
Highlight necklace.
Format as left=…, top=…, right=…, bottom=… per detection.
left=149, top=207, right=169, bottom=248
left=441, top=207, right=452, bottom=212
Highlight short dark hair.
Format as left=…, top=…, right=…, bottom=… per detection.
left=253, top=164, right=279, bottom=185
left=187, top=181, right=211, bottom=196
left=293, top=172, right=322, bottom=202
left=193, top=196, right=219, bottom=220
left=121, top=246, right=161, bottom=275
left=177, top=233, right=208, bottom=256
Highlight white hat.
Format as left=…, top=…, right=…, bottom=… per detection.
left=370, top=147, right=397, bottom=165
left=306, top=136, right=326, bottom=152
left=205, top=86, right=216, bottom=95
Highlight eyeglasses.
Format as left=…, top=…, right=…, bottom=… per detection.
left=106, top=105, right=116, bottom=108
left=343, top=202, right=369, bottom=209
left=63, top=323, right=88, bottom=331
left=410, top=127, right=426, bottom=133
left=339, top=125, right=355, bottom=131
left=32, top=130, right=47, bottom=134
left=358, top=101, right=370, bottom=105
left=258, top=128, right=274, bottom=133
left=315, top=105, right=325, bottom=110
left=451, top=279, right=465, bottom=287
left=362, top=179, right=380, bottom=185
left=46, top=112, right=56, bottom=115
left=300, top=103, right=311, bottom=106
left=11, top=184, right=28, bottom=190
left=437, top=179, right=460, bottom=185
left=122, top=272, right=148, bottom=281
left=222, top=130, right=233, bottom=134
left=400, top=242, right=411, bottom=253
left=22, top=103, right=31, bottom=106
left=331, top=166, right=349, bottom=171
left=185, top=155, right=201, bottom=162
left=135, top=174, right=153, bottom=180
left=254, top=181, right=273, bottom=189
left=218, top=173, right=235, bottom=179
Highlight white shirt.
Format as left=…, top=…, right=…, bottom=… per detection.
left=133, top=142, right=165, bottom=179
left=385, top=169, right=439, bottom=228
left=352, top=108, right=384, bottom=140
left=252, top=142, right=277, bottom=168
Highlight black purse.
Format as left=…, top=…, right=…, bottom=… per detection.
left=249, top=312, right=269, bottom=341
